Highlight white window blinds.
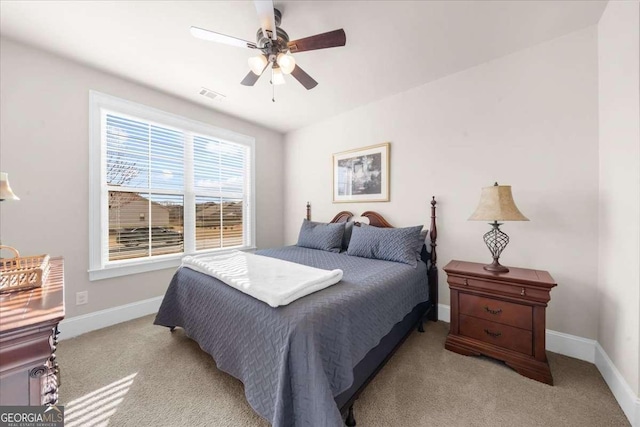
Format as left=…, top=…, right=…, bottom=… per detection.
left=106, top=115, right=186, bottom=261
left=90, top=92, right=255, bottom=280
left=193, top=135, right=248, bottom=251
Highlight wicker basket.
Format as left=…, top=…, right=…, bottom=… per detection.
left=0, top=246, right=50, bottom=293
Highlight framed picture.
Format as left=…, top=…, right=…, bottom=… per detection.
left=333, top=142, right=390, bottom=203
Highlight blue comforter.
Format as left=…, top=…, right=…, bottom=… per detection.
left=154, top=246, right=428, bottom=426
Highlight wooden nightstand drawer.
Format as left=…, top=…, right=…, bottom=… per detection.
left=459, top=293, right=532, bottom=330
left=459, top=314, right=532, bottom=355
left=448, top=275, right=549, bottom=303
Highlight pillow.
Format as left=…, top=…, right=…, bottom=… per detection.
left=297, top=219, right=345, bottom=253
left=341, top=221, right=354, bottom=252
left=347, top=224, right=423, bottom=267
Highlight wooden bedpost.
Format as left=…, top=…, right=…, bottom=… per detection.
left=418, top=196, right=439, bottom=331
left=430, top=196, right=437, bottom=268
left=306, top=202, right=311, bottom=221
left=428, top=196, right=438, bottom=322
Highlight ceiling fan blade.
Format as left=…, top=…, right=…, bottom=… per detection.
left=288, top=29, right=346, bottom=53
left=290, top=65, right=318, bottom=90
left=241, top=61, right=271, bottom=86
left=191, top=26, right=257, bottom=49
left=241, top=71, right=261, bottom=86
left=254, top=0, right=277, bottom=40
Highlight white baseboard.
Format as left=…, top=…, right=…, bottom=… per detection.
left=438, top=303, right=450, bottom=322
left=595, top=343, right=640, bottom=426
left=545, top=329, right=597, bottom=363
left=59, top=296, right=163, bottom=340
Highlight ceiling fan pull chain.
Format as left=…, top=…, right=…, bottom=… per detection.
left=272, top=80, right=276, bottom=103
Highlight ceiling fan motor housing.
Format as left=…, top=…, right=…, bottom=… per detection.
left=273, top=8, right=282, bottom=27
left=255, top=9, right=289, bottom=55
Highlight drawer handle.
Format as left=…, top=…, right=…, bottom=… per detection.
left=463, top=278, right=469, bottom=286
left=521, top=288, right=526, bottom=296
left=483, top=306, right=502, bottom=315
left=484, top=328, right=502, bottom=338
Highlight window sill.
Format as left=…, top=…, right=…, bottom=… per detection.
left=88, top=246, right=257, bottom=281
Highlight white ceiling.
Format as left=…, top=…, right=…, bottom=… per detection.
left=0, top=1, right=607, bottom=133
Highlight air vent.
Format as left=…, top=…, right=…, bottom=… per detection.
left=199, top=87, right=226, bottom=101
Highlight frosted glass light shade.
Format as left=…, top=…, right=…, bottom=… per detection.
left=469, top=183, right=528, bottom=221
left=0, top=172, right=20, bottom=201
left=272, top=67, right=286, bottom=85
left=248, top=55, right=268, bottom=75
left=276, top=53, right=296, bottom=74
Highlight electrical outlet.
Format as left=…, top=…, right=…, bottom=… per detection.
left=76, top=291, right=88, bottom=305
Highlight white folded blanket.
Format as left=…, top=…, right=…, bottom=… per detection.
left=181, top=251, right=343, bottom=307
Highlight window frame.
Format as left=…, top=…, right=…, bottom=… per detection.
left=89, top=91, right=256, bottom=281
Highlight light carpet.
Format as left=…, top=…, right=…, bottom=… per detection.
left=57, top=315, right=629, bottom=426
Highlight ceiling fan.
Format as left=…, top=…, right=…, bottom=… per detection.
left=190, top=0, right=346, bottom=96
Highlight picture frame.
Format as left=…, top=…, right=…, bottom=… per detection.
left=333, top=142, right=390, bottom=203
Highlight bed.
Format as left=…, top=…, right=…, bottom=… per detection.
left=154, top=198, right=438, bottom=426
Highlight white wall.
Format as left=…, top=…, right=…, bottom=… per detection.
left=597, top=0, right=640, bottom=397
left=284, top=27, right=600, bottom=340
left=0, top=37, right=285, bottom=318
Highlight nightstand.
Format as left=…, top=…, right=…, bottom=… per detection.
left=443, top=260, right=557, bottom=385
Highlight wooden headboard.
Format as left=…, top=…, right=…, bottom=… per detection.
left=305, top=198, right=439, bottom=322
left=305, top=198, right=438, bottom=265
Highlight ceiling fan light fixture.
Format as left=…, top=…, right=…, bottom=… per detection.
left=272, top=66, right=286, bottom=85
left=276, top=53, right=296, bottom=75
left=248, top=54, right=268, bottom=75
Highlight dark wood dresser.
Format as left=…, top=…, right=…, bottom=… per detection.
left=0, top=258, right=64, bottom=405
left=444, top=260, right=557, bottom=385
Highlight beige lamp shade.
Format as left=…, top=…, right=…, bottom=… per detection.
left=0, top=172, right=20, bottom=201
left=469, top=183, right=528, bottom=221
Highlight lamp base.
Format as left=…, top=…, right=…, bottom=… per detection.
left=483, top=258, right=509, bottom=273
left=482, top=222, right=510, bottom=273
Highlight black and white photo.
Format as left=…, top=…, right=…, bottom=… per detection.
left=333, top=143, right=389, bottom=202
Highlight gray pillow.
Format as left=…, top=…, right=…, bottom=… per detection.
left=297, top=219, right=345, bottom=253
left=347, top=224, right=423, bottom=267
left=341, top=221, right=354, bottom=252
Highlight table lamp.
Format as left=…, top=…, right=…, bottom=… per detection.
left=0, top=173, right=20, bottom=202
left=1, top=172, right=20, bottom=248
left=469, top=182, right=528, bottom=273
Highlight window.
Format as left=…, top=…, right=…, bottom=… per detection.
left=89, top=92, right=255, bottom=280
